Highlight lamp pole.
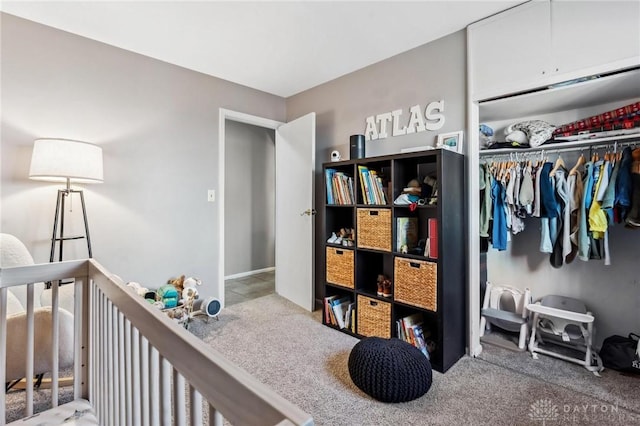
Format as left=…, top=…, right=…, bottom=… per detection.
left=49, top=177, right=93, bottom=262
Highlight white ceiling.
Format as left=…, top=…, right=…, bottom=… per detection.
left=0, top=1, right=522, bottom=98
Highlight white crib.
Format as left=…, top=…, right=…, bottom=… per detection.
left=1, top=259, right=313, bottom=425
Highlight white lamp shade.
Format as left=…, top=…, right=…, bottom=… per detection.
left=29, top=139, right=103, bottom=183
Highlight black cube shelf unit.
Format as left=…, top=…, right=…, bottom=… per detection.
left=322, top=148, right=466, bottom=373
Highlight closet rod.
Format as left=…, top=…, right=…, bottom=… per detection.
left=479, top=133, right=639, bottom=158
left=481, top=139, right=639, bottom=161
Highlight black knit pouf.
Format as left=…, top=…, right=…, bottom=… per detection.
left=348, top=337, right=432, bottom=403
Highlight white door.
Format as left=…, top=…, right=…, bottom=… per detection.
left=275, top=113, right=316, bottom=311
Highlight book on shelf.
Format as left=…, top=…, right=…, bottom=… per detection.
left=344, top=302, right=356, bottom=332
left=397, top=319, right=406, bottom=342
left=324, top=295, right=339, bottom=325
left=401, top=313, right=422, bottom=345
left=325, top=169, right=335, bottom=204
left=331, top=296, right=351, bottom=329
left=397, top=313, right=430, bottom=359
left=357, top=165, right=387, bottom=205
left=357, top=166, right=374, bottom=204
left=369, top=170, right=387, bottom=205
left=427, top=218, right=438, bottom=259
left=396, top=217, right=418, bottom=252
left=325, top=168, right=354, bottom=205
left=411, top=324, right=430, bottom=360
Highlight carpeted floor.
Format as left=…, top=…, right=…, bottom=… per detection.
left=188, top=294, right=640, bottom=426
left=6, top=294, right=639, bottom=425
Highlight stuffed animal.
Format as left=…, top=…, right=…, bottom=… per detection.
left=157, top=284, right=179, bottom=309
left=182, top=277, right=201, bottom=299
left=126, top=281, right=149, bottom=297
left=168, top=275, right=186, bottom=294
left=183, top=277, right=201, bottom=290
left=393, top=178, right=422, bottom=205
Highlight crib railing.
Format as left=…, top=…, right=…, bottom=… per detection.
left=1, top=259, right=313, bottom=426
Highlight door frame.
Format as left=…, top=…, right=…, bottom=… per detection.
left=218, top=108, right=283, bottom=308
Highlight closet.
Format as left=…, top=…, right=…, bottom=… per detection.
left=466, top=0, right=640, bottom=356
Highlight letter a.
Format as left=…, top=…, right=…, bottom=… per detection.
left=406, top=105, right=426, bottom=134
left=364, top=116, right=379, bottom=141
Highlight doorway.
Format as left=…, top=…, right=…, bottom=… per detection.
left=218, top=109, right=316, bottom=311
left=223, top=120, right=276, bottom=306
left=219, top=110, right=281, bottom=308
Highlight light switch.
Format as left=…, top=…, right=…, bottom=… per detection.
left=207, top=190, right=215, bottom=202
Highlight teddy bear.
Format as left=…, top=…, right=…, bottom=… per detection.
left=168, top=275, right=186, bottom=294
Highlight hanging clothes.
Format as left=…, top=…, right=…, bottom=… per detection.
left=589, top=160, right=609, bottom=236
left=480, top=143, right=637, bottom=262
left=578, top=162, right=594, bottom=261
left=601, top=158, right=620, bottom=223
left=539, top=162, right=558, bottom=254
left=519, top=164, right=534, bottom=214
left=615, top=147, right=633, bottom=222
left=491, top=177, right=507, bottom=251
left=533, top=164, right=543, bottom=218
left=479, top=164, right=492, bottom=238
left=566, top=171, right=583, bottom=264
left=550, top=168, right=569, bottom=268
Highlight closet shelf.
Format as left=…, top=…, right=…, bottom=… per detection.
left=479, top=67, right=640, bottom=122
left=479, top=132, right=640, bottom=156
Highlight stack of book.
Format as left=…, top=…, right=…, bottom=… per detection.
left=357, top=165, right=387, bottom=205
left=324, top=295, right=355, bottom=332
left=396, top=313, right=431, bottom=359
left=325, top=169, right=355, bottom=205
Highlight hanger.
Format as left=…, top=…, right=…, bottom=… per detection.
left=549, top=155, right=565, bottom=177
left=605, top=144, right=614, bottom=162
left=569, top=153, right=585, bottom=176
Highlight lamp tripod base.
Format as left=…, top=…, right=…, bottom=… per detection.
left=49, top=187, right=93, bottom=263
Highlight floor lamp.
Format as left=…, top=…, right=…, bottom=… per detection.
left=29, top=138, right=104, bottom=262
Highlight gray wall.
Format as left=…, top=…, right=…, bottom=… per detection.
left=224, top=121, right=275, bottom=276
left=286, top=30, right=468, bottom=308
left=0, top=13, right=286, bottom=298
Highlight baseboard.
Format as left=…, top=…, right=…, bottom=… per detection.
left=225, top=267, right=275, bottom=280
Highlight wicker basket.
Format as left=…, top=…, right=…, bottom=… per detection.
left=357, top=208, right=391, bottom=251
left=326, top=247, right=354, bottom=288
left=394, top=257, right=437, bottom=311
left=357, top=295, right=391, bottom=338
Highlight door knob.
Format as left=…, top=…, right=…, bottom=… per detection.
left=300, top=209, right=317, bottom=216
